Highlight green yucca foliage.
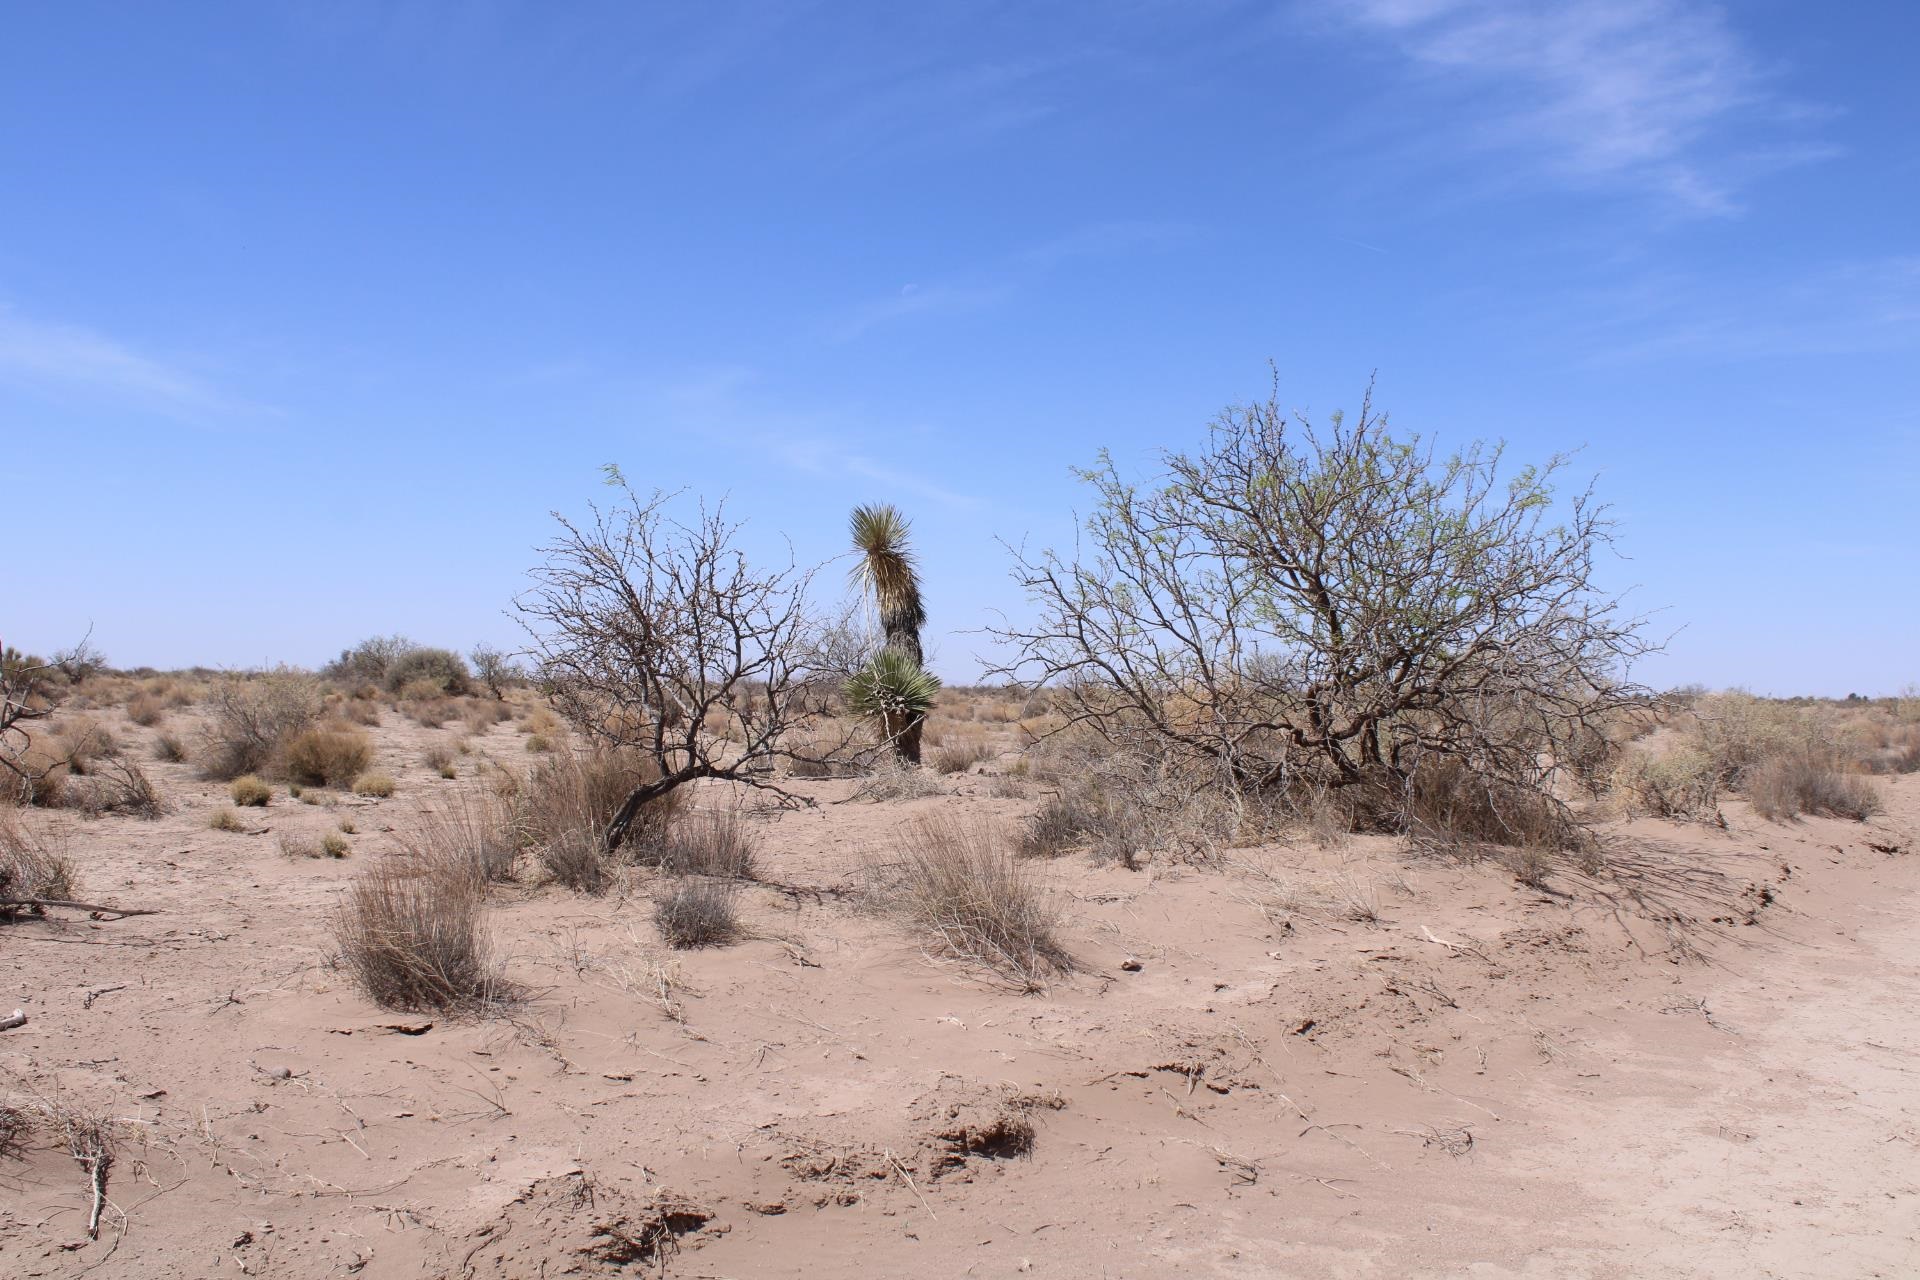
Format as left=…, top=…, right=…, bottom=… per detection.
left=846, top=651, right=941, bottom=745
left=849, top=502, right=932, bottom=764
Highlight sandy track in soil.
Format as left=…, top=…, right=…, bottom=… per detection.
left=2, top=704, right=1915, bottom=1279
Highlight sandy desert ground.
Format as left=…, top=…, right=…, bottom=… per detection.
left=3, top=689, right=1917, bottom=1279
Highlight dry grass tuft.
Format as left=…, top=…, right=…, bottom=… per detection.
left=208, top=805, right=245, bottom=832
left=0, top=810, right=78, bottom=911
left=353, top=772, right=397, bottom=798
left=930, top=741, right=995, bottom=775
left=640, top=810, right=759, bottom=879
left=333, top=855, right=502, bottom=1011
left=152, top=731, right=187, bottom=763
left=520, top=748, right=682, bottom=894
left=284, top=723, right=375, bottom=787
left=395, top=794, right=521, bottom=887
left=653, top=879, right=741, bottom=949
left=125, top=693, right=165, bottom=727
left=229, top=775, right=272, bottom=807
left=867, top=816, right=1070, bottom=988
left=853, top=758, right=945, bottom=802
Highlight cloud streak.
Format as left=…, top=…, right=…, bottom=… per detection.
left=0, top=306, right=253, bottom=420
left=1330, top=0, right=1828, bottom=213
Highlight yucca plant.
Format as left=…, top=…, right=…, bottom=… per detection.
left=846, top=651, right=941, bottom=758
left=849, top=503, right=932, bottom=763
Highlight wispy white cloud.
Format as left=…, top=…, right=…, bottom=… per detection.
left=1328, top=0, right=1830, bottom=213
left=824, top=219, right=1193, bottom=342
left=824, top=282, right=1012, bottom=343
left=0, top=306, right=253, bottom=420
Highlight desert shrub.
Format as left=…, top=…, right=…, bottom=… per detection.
left=1611, top=745, right=1720, bottom=819
left=279, top=830, right=346, bottom=859
left=298, top=788, right=325, bottom=805
left=229, top=775, right=272, bottom=807
left=640, top=810, right=759, bottom=879
left=333, top=855, right=500, bottom=1010
left=525, top=734, right=553, bottom=754
left=990, top=383, right=1655, bottom=847
left=322, top=831, right=351, bottom=858
left=1401, top=757, right=1587, bottom=854
left=340, top=698, right=381, bottom=727
left=867, top=817, right=1069, bottom=988
left=325, top=634, right=414, bottom=686
left=353, top=772, right=397, bottom=799
left=56, top=719, right=116, bottom=775
left=653, top=879, right=740, bottom=948
left=0, top=810, right=77, bottom=909
left=125, top=694, right=165, bottom=727
left=197, top=670, right=321, bottom=780
left=1686, top=693, right=1822, bottom=788
left=65, top=755, right=168, bottom=819
left=385, top=647, right=472, bottom=697
left=209, top=806, right=245, bottom=832
left=931, top=741, right=994, bottom=775
left=520, top=748, right=683, bottom=893
left=9, top=742, right=70, bottom=808
left=470, top=644, right=518, bottom=698
left=1745, top=753, right=1881, bottom=822
left=152, top=732, right=187, bottom=763
left=424, top=743, right=457, bottom=774
left=283, top=724, right=374, bottom=787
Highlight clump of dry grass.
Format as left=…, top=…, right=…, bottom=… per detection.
left=395, top=794, right=521, bottom=887
left=0, top=810, right=77, bottom=911
left=229, top=775, right=272, bottom=807
left=424, top=742, right=457, bottom=775
left=1745, top=752, right=1881, bottom=822
left=353, top=772, right=397, bottom=798
left=638, top=810, right=759, bottom=879
left=208, top=805, right=245, bottom=832
left=853, top=758, right=945, bottom=802
left=867, top=817, right=1070, bottom=988
left=520, top=748, right=682, bottom=894
left=930, top=741, right=995, bottom=775
left=152, top=731, right=187, bottom=763
left=333, top=855, right=502, bottom=1011
left=281, top=829, right=351, bottom=859
left=284, top=723, right=374, bottom=787
left=653, top=879, right=741, bottom=948
left=125, top=693, right=165, bottom=727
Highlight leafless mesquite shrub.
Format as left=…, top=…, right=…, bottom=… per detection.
left=867, top=816, right=1070, bottom=988
left=988, top=379, right=1655, bottom=851
left=517, top=477, right=853, bottom=852
left=653, top=879, right=741, bottom=948
left=1, top=640, right=95, bottom=805
left=197, top=670, right=321, bottom=781
left=64, top=754, right=169, bottom=819
left=284, top=723, right=375, bottom=786
left=470, top=644, right=518, bottom=698
left=333, top=855, right=502, bottom=1011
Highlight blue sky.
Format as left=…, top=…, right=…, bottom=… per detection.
left=4, top=1, right=1915, bottom=694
